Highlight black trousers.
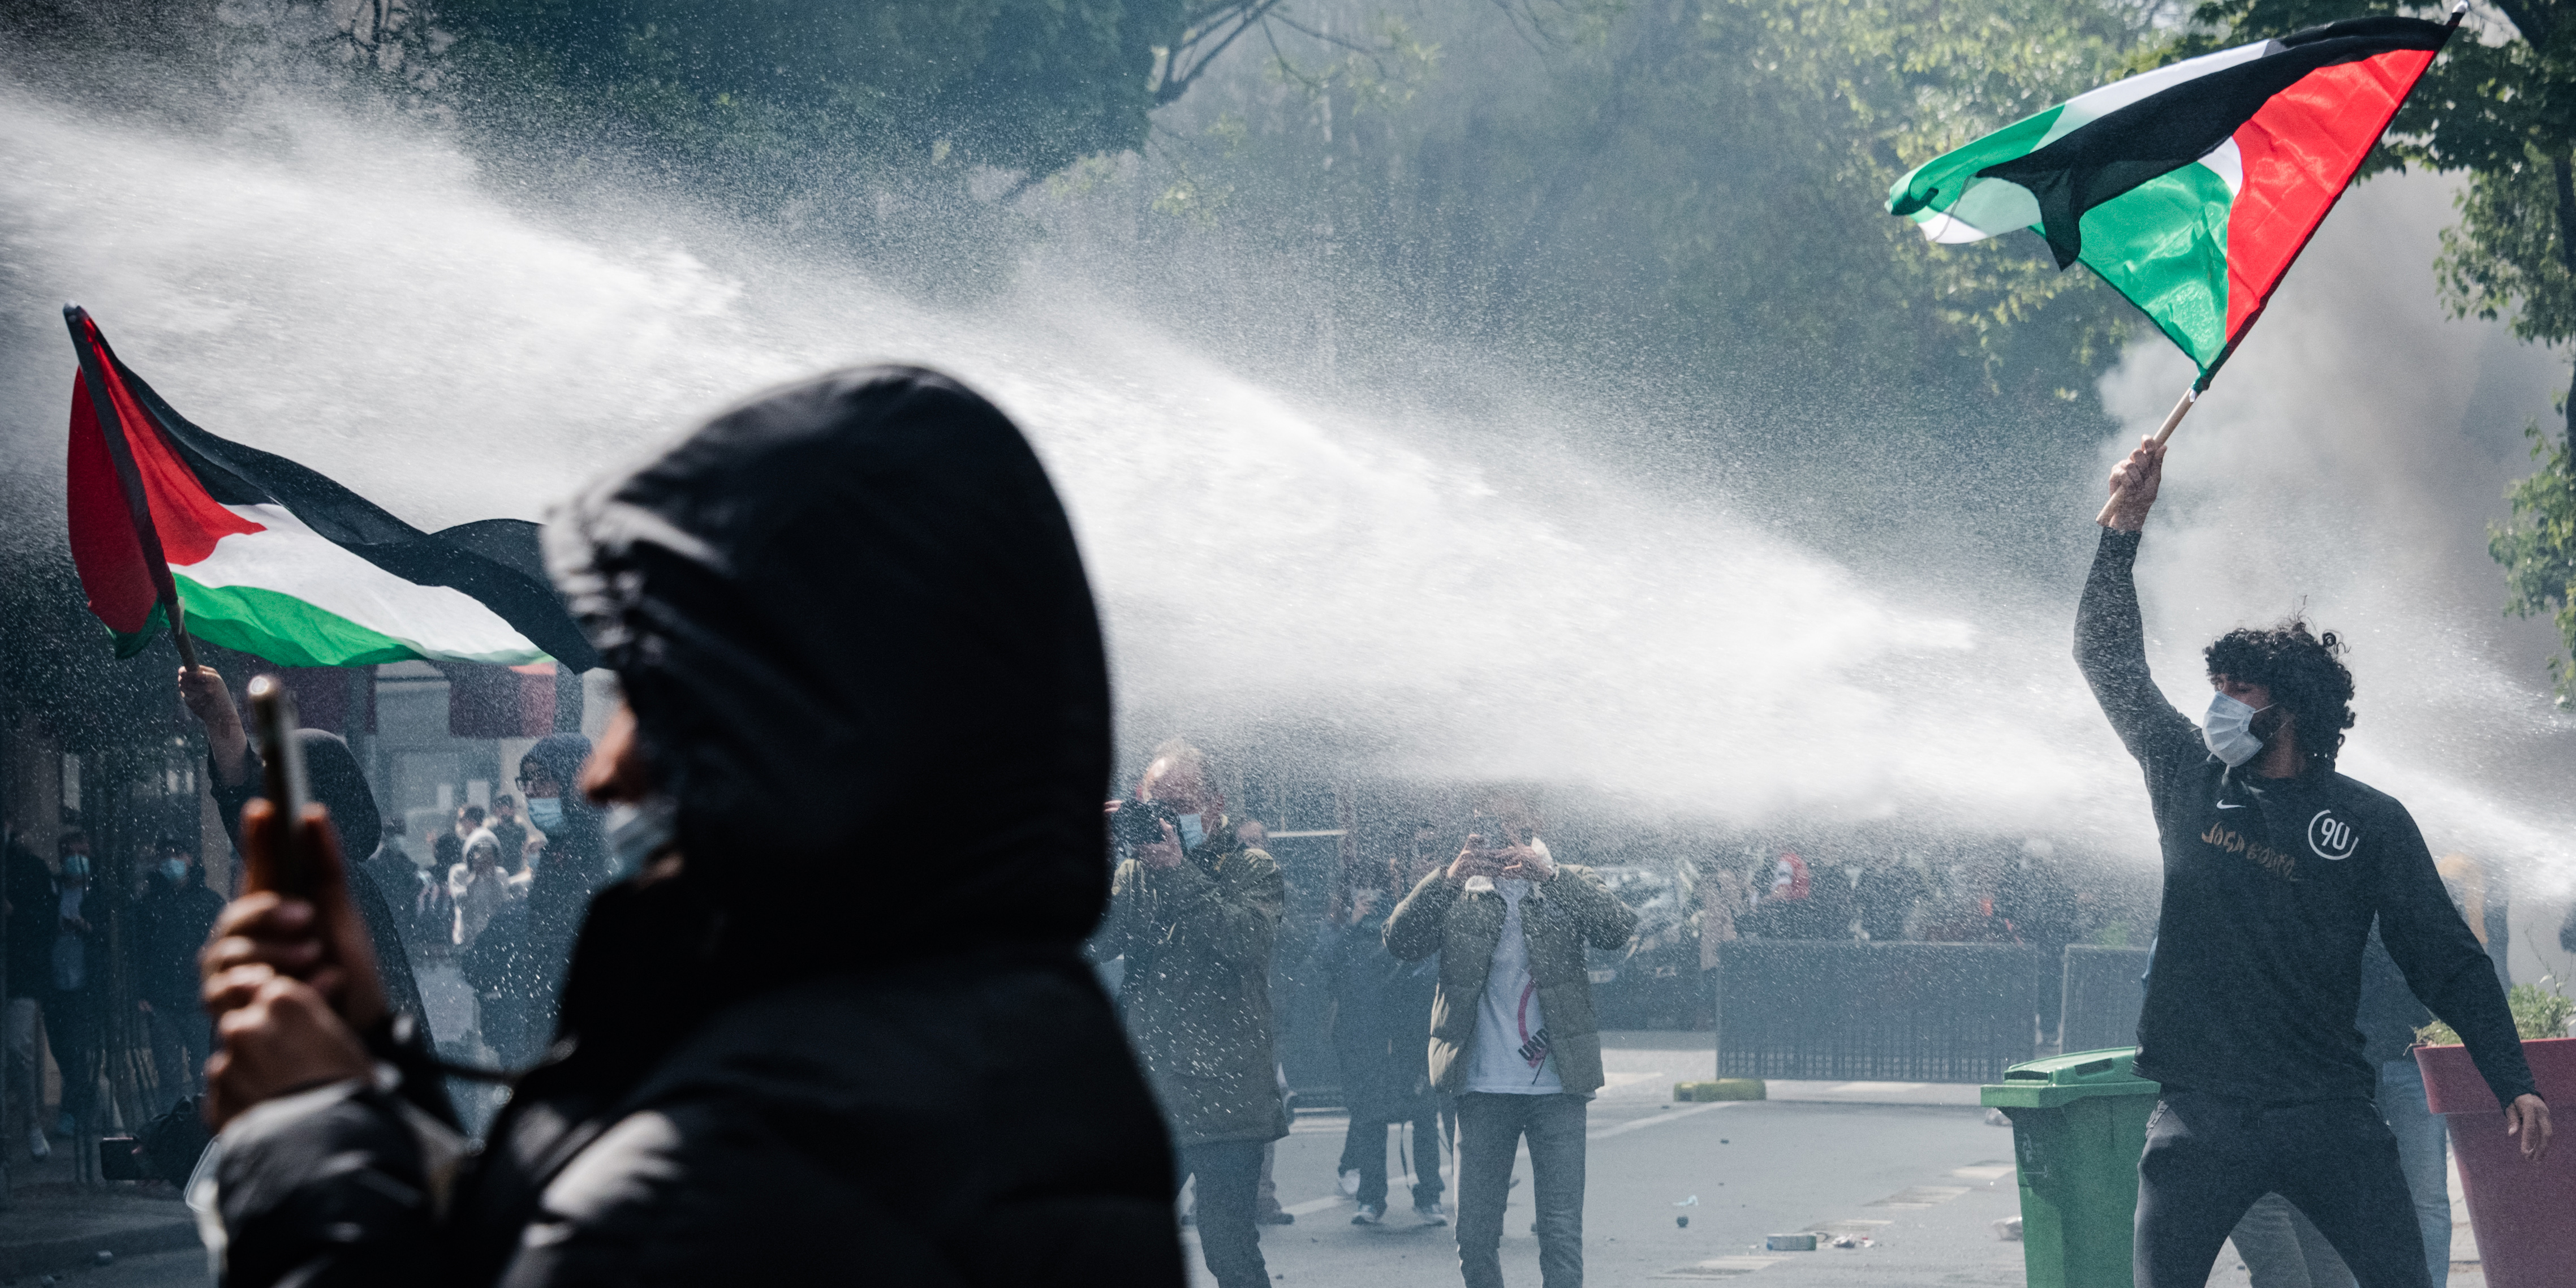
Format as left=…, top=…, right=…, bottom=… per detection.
left=1342, top=1110, right=1446, bottom=1208
left=1177, top=1139, right=1272, bottom=1288
left=2135, top=1092, right=2429, bottom=1288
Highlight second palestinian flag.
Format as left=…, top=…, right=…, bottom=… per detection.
left=64, top=307, right=597, bottom=670
left=1885, top=15, right=2456, bottom=378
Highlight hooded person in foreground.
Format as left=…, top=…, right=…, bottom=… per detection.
left=193, top=367, right=1185, bottom=1286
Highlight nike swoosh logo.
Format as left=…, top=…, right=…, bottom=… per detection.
left=2215, top=801, right=2247, bottom=809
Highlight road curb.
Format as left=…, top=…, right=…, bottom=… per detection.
left=0, top=1217, right=200, bottom=1280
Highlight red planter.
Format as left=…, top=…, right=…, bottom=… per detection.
left=2415, top=1037, right=2576, bottom=1288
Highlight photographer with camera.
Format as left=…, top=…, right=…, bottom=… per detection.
left=1092, top=740, right=1287, bottom=1288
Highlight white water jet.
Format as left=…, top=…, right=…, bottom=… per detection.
left=1, top=79, right=2568, bottom=909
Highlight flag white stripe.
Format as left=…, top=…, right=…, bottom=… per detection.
left=179, top=503, right=544, bottom=660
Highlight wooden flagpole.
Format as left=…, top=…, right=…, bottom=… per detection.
left=2094, top=386, right=2197, bottom=526
left=64, top=303, right=200, bottom=669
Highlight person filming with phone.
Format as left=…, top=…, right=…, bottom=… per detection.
left=1385, top=795, right=1636, bottom=1288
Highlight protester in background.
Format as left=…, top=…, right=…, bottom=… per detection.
left=450, top=830, right=514, bottom=949
left=2082, top=436, right=2545, bottom=1288
left=1737, top=851, right=1848, bottom=940
left=1386, top=795, right=1638, bottom=1288
left=454, top=804, right=487, bottom=842
left=460, top=734, right=607, bottom=1066
left=132, top=836, right=225, bottom=1114
left=421, top=832, right=465, bottom=946
left=194, top=365, right=1180, bottom=1285
left=3, top=827, right=58, bottom=1160
left=1093, top=739, right=1286, bottom=1288
left=45, top=833, right=102, bottom=1139
left=488, top=795, right=528, bottom=876
left=1326, top=881, right=1447, bottom=1226
left=1854, top=851, right=1928, bottom=942
left=1996, top=840, right=2086, bottom=1044
left=180, top=667, right=428, bottom=1026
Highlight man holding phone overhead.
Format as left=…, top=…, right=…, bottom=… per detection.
left=1385, top=796, right=1636, bottom=1288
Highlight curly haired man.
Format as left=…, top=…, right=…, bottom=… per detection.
left=2078, top=435, right=2549, bottom=1288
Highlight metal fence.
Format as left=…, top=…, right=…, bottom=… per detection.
left=1714, top=941, right=2042, bottom=1082
left=2058, top=945, right=2153, bottom=1055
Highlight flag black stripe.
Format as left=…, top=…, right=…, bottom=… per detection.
left=1976, top=16, right=2450, bottom=269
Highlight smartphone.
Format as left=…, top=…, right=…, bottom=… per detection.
left=245, top=675, right=316, bottom=897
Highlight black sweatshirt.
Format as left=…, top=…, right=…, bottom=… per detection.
left=2075, top=528, right=2536, bottom=1106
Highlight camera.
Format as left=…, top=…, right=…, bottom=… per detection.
left=1108, top=799, right=1181, bottom=854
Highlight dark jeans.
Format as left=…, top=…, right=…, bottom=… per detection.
left=2136, top=1092, right=2429, bottom=1288
left=144, top=1002, right=212, bottom=1117
left=1343, top=1110, right=1445, bottom=1208
left=1177, top=1139, right=1272, bottom=1288
left=1457, top=1092, right=1587, bottom=1288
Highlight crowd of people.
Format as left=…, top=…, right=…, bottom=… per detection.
left=0, top=824, right=226, bottom=1162
left=0, top=363, right=2525, bottom=1288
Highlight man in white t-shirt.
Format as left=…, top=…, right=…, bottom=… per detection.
left=1386, top=797, right=1638, bottom=1288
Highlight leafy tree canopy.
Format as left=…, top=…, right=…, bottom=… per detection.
left=421, top=0, right=1187, bottom=179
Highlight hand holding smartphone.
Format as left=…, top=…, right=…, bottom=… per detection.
left=244, top=676, right=319, bottom=899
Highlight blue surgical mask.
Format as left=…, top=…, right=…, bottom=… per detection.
left=2202, top=691, right=2271, bottom=768
left=1175, top=812, right=1206, bottom=854
left=526, top=797, right=565, bottom=831
left=160, top=859, right=188, bottom=884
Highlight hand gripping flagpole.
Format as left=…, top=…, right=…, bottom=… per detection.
left=2095, top=1, right=2468, bottom=528
left=64, top=303, right=200, bottom=669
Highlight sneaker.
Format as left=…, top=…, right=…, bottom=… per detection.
left=1259, top=1209, right=1296, bottom=1226
left=25, top=1128, right=47, bottom=1161
left=1351, top=1203, right=1386, bottom=1226
left=1338, top=1168, right=1362, bottom=1197
left=1414, top=1200, right=1448, bottom=1226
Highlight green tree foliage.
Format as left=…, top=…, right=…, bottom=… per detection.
left=1133, top=0, right=2170, bottom=400
left=2183, top=0, right=2576, bottom=692
left=420, top=0, right=1187, bottom=180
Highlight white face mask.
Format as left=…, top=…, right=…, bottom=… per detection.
left=2203, top=691, right=2271, bottom=767
left=1175, top=812, right=1206, bottom=854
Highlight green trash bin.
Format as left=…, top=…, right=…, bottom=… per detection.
left=1981, top=1047, right=2163, bottom=1288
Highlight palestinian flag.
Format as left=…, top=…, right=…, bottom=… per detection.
left=63, top=306, right=597, bottom=670
left=1885, top=15, right=2458, bottom=381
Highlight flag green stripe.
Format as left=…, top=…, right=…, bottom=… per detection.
left=1888, top=105, right=2063, bottom=225
left=174, top=575, right=532, bottom=667
left=2073, top=163, right=2234, bottom=369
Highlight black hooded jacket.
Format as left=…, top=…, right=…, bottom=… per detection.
left=212, top=729, right=428, bottom=1026
left=210, top=368, right=1182, bottom=1287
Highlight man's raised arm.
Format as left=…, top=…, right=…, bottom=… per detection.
left=2077, top=438, right=2202, bottom=778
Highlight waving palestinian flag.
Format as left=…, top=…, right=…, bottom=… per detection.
left=1885, top=15, right=2458, bottom=381
left=63, top=306, right=596, bottom=670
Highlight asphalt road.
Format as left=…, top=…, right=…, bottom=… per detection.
left=1200, top=1040, right=2032, bottom=1288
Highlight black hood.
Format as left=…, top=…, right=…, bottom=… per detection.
left=298, top=730, right=382, bottom=862
left=545, top=367, right=1112, bottom=967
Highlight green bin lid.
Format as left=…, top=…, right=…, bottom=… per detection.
left=1980, top=1047, right=2160, bottom=1110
